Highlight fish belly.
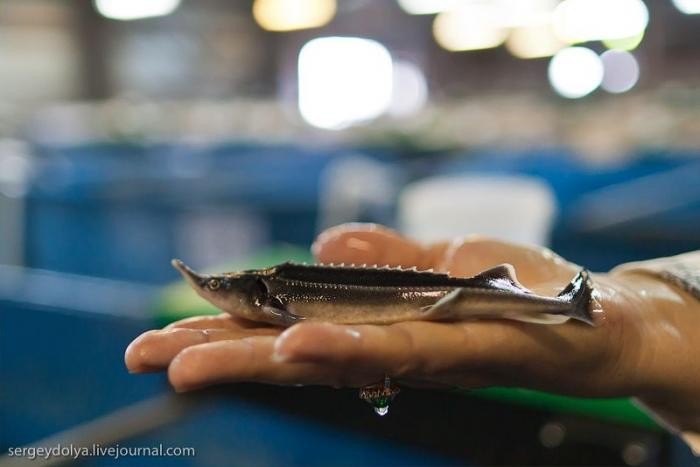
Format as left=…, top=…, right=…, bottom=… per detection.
left=285, top=286, right=452, bottom=325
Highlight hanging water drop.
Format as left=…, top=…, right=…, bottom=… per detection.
left=375, top=406, right=389, bottom=416
left=359, top=375, right=400, bottom=417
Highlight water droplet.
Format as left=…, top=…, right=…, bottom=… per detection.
left=359, top=376, right=400, bottom=417
left=375, top=406, right=389, bottom=416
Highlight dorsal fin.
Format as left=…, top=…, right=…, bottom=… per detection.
left=469, top=264, right=532, bottom=294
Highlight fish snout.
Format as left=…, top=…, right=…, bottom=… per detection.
left=171, top=259, right=206, bottom=288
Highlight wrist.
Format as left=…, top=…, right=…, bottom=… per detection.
left=606, top=269, right=700, bottom=438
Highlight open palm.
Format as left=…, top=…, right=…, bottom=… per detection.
left=125, top=224, right=695, bottom=416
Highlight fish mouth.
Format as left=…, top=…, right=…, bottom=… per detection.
left=171, top=259, right=205, bottom=288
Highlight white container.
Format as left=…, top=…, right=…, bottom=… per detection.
left=398, top=174, right=557, bottom=246
left=0, top=139, right=34, bottom=265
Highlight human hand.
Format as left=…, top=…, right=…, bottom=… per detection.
left=125, top=223, right=700, bottom=440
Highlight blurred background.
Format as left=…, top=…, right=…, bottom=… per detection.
left=1, top=0, right=699, bottom=466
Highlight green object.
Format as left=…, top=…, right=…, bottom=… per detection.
left=153, top=245, right=313, bottom=327
left=464, top=387, right=659, bottom=430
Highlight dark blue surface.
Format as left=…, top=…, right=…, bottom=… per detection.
left=0, top=301, right=454, bottom=466
left=0, top=302, right=164, bottom=448
left=109, top=400, right=456, bottom=467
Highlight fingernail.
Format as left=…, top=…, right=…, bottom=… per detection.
left=271, top=349, right=289, bottom=363
left=272, top=334, right=292, bottom=362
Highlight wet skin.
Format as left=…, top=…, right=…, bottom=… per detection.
left=125, top=223, right=700, bottom=451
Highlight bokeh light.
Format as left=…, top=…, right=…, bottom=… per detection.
left=433, top=5, right=508, bottom=52
left=93, top=0, right=181, bottom=20
left=553, top=0, right=649, bottom=44
left=389, top=60, right=428, bottom=117
left=253, top=0, right=336, bottom=32
left=396, top=0, right=457, bottom=15
left=548, top=46, right=603, bottom=98
left=672, top=0, right=700, bottom=14
left=506, top=22, right=566, bottom=59
left=601, top=50, right=640, bottom=94
left=602, top=31, right=645, bottom=51
left=298, top=37, right=393, bottom=130
left=496, top=0, right=559, bottom=27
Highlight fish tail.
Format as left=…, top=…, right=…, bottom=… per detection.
left=557, top=269, right=595, bottom=325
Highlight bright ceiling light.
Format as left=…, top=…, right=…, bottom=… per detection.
left=253, top=0, right=336, bottom=32
left=506, top=22, right=566, bottom=59
left=548, top=46, right=604, bottom=99
left=389, top=60, right=428, bottom=117
left=433, top=5, right=508, bottom=52
left=298, top=37, right=393, bottom=130
left=553, top=0, right=649, bottom=43
left=496, top=0, right=559, bottom=27
left=601, top=50, right=640, bottom=94
left=93, top=0, right=180, bottom=20
left=397, top=0, right=458, bottom=15
left=398, top=0, right=558, bottom=22
left=672, top=0, right=700, bottom=14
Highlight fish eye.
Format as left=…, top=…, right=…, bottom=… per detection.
left=207, top=279, right=220, bottom=290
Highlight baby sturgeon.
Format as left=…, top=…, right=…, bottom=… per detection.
left=172, top=260, right=597, bottom=327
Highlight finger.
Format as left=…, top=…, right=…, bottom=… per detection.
left=312, top=223, right=447, bottom=269
left=442, top=237, right=580, bottom=287
left=276, top=320, right=622, bottom=395
left=273, top=321, right=543, bottom=387
left=168, top=336, right=368, bottom=391
left=164, top=313, right=272, bottom=331
left=125, top=327, right=281, bottom=373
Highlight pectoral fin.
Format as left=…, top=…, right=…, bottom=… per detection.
left=262, top=297, right=306, bottom=325
left=422, top=288, right=468, bottom=321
